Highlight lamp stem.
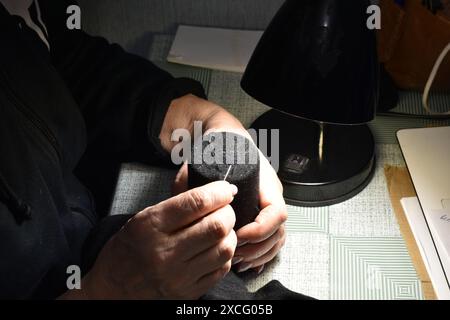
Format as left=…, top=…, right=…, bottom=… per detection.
left=318, top=122, right=324, bottom=163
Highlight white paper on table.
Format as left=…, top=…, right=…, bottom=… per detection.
left=425, top=208, right=450, bottom=281
left=401, top=197, right=450, bottom=300
left=167, top=25, right=263, bottom=73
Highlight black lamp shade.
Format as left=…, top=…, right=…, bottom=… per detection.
left=241, top=0, right=379, bottom=124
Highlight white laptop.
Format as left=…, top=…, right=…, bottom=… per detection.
left=397, top=126, right=450, bottom=298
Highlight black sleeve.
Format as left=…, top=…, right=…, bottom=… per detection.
left=38, top=1, right=206, bottom=215
left=39, top=0, right=206, bottom=162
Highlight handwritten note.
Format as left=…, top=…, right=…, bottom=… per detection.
left=440, top=214, right=450, bottom=223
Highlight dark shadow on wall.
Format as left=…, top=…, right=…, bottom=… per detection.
left=127, top=32, right=155, bottom=58
left=77, top=0, right=284, bottom=50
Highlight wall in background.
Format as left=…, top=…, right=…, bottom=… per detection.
left=78, top=0, right=284, bottom=52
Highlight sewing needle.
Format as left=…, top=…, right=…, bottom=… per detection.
left=223, top=165, right=232, bottom=181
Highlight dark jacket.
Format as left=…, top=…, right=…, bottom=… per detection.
left=0, top=0, right=205, bottom=299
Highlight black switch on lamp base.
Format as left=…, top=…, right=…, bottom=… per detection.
left=241, top=0, right=379, bottom=207
left=251, top=110, right=375, bottom=207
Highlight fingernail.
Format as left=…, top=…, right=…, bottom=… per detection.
left=237, top=240, right=248, bottom=247
left=232, top=256, right=244, bottom=265
left=229, top=184, right=238, bottom=196
left=237, top=262, right=252, bottom=273
left=256, top=265, right=265, bottom=274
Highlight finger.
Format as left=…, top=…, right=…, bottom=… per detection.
left=192, top=261, right=232, bottom=299
left=254, top=264, right=265, bottom=274
left=259, top=156, right=284, bottom=207
left=153, top=181, right=238, bottom=233
left=236, top=236, right=286, bottom=273
left=236, top=204, right=287, bottom=244
left=234, top=225, right=285, bottom=262
left=172, top=162, right=188, bottom=196
left=187, top=230, right=237, bottom=279
left=176, top=205, right=236, bottom=260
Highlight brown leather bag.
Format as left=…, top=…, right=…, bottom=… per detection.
left=377, top=0, right=450, bottom=90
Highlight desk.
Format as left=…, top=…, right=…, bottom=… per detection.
left=109, top=35, right=450, bottom=300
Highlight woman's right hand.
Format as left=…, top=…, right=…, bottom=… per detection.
left=63, top=181, right=238, bottom=300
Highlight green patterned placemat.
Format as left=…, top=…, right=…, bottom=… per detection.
left=330, top=237, right=423, bottom=300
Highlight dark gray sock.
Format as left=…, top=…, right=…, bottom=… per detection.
left=188, top=132, right=260, bottom=230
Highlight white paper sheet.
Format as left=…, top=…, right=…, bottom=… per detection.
left=167, top=25, right=263, bottom=73
left=426, top=208, right=450, bottom=281
left=401, top=197, right=450, bottom=299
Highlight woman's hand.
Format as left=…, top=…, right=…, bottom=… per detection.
left=233, top=155, right=287, bottom=274
left=61, top=181, right=238, bottom=300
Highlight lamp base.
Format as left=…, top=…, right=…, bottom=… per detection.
left=251, top=110, right=376, bottom=207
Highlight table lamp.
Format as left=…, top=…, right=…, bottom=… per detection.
left=241, top=0, right=379, bottom=206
